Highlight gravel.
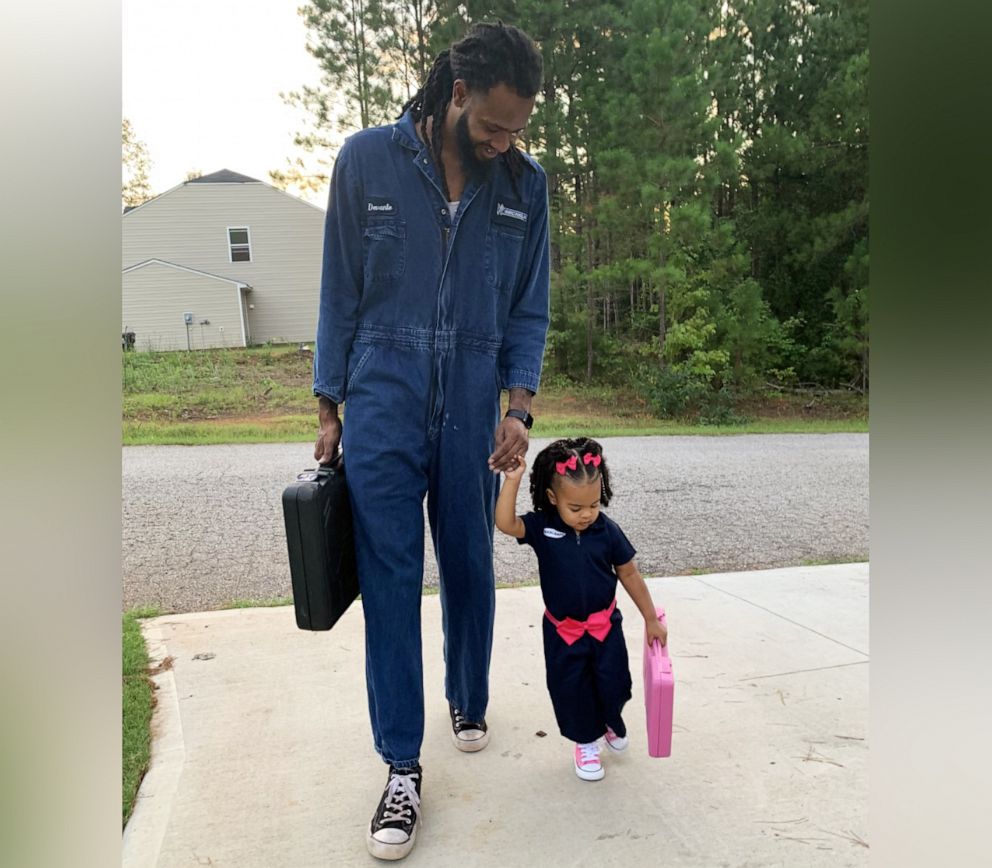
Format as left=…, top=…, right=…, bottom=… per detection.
left=123, top=434, right=868, bottom=613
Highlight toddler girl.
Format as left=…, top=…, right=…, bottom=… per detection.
left=495, top=437, right=668, bottom=780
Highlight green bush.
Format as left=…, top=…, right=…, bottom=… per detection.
left=698, top=385, right=750, bottom=426
left=644, top=367, right=711, bottom=419
left=640, top=366, right=750, bottom=424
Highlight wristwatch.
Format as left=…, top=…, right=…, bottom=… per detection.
left=505, top=408, right=534, bottom=429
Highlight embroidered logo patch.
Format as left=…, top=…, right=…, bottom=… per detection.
left=497, top=203, right=527, bottom=222
left=366, top=197, right=398, bottom=215
left=543, top=528, right=566, bottom=539
left=493, top=198, right=528, bottom=230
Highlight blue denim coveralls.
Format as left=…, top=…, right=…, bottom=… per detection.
left=313, top=111, right=551, bottom=768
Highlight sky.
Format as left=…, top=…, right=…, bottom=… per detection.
left=123, top=0, right=328, bottom=204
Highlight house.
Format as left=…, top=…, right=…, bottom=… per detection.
left=122, top=169, right=326, bottom=351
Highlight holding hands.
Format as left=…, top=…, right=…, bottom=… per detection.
left=488, top=417, right=529, bottom=473
left=502, top=455, right=527, bottom=482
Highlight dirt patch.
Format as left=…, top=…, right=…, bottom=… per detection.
left=530, top=389, right=654, bottom=422
left=202, top=413, right=308, bottom=427
left=738, top=392, right=867, bottom=421
left=148, top=655, right=175, bottom=676
left=123, top=346, right=865, bottom=428
left=231, top=348, right=314, bottom=387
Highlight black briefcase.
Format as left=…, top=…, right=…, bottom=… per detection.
left=281, top=452, right=359, bottom=630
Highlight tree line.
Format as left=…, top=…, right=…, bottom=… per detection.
left=288, top=0, right=870, bottom=416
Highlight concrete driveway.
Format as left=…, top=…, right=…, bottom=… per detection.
left=124, top=563, right=869, bottom=868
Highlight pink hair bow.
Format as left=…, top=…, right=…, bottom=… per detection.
left=583, top=453, right=601, bottom=467
left=555, top=455, right=578, bottom=474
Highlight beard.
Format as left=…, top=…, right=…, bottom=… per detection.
left=454, top=112, right=496, bottom=187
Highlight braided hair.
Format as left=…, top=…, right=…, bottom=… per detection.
left=399, top=22, right=543, bottom=200
left=529, top=438, right=613, bottom=514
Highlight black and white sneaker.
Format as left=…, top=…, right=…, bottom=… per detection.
left=449, top=702, right=490, bottom=752
left=366, top=764, right=422, bottom=861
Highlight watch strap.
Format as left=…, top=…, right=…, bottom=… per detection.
left=505, top=408, right=534, bottom=429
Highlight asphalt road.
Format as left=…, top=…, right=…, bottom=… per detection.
left=122, top=434, right=868, bottom=613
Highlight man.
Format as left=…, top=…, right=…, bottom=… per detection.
left=312, top=22, right=549, bottom=861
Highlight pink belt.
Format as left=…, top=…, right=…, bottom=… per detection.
left=544, top=598, right=616, bottom=646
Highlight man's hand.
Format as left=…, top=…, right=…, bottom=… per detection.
left=488, top=416, right=529, bottom=473
left=314, top=397, right=342, bottom=464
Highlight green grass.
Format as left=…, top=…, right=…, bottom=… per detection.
left=532, top=417, right=868, bottom=437
left=122, top=607, right=162, bottom=827
left=122, top=344, right=311, bottom=392
left=801, top=554, right=869, bottom=566
left=223, top=596, right=294, bottom=609
left=121, top=346, right=868, bottom=446
left=124, top=413, right=867, bottom=446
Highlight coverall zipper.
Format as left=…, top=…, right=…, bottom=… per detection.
left=427, top=190, right=477, bottom=435
left=428, top=210, right=452, bottom=435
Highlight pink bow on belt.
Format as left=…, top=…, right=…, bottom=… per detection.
left=544, top=599, right=617, bottom=646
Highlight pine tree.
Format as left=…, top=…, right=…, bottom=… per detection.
left=122, top=118, right=152, bottom=209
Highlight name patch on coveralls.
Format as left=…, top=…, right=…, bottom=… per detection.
left=493, top=198, right=528, bottom=230
left=366, top=197, right=398, bottom=215
left=544, top=528, right=566, bottom=539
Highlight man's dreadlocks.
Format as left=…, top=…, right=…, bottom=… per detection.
left=399, top=22, right=543, bottom=200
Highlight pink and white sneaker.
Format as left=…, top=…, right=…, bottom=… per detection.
left=604, top=726, right=629, bottom=752
left=574, top=741, right=604, bottom=781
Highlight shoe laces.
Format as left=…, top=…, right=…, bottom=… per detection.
left=577, top=742, right=600, bottom=765
left=382, top=770, right=421, bottom=823
left=452, top=707, right=483, bottom=731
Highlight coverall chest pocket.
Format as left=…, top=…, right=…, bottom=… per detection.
left=485, top=226, right=526, bottom=294
left=362, top=220, right=406, bottom=283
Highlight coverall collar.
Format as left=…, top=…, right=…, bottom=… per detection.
left=392, top=110, right=487, bottom=205
left=545, top=508, right=607, bottom=536
left=392, top=110, right=422, bottom=152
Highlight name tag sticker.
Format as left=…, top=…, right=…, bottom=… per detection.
left=543, top=528, right=566, bottom=539
left=493, top=198, right=528, bottom=230
left=366, top=197, right=398, bottom=215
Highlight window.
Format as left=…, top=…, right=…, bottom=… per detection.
left=228, top=227, right=252, bottom=262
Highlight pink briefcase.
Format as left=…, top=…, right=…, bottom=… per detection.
left=643, top=607, right=674, bottom=757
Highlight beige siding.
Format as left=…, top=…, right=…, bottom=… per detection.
left=123, top=263, right=245, bottom=351
left=123, top=182, right=326, bottom=344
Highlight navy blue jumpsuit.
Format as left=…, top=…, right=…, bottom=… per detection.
left=313, top=112, right=551, bottom=767
left=518, top=510, right=636, bottom=744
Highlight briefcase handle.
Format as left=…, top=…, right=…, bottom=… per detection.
left=296, top=450, right=344, bottom=482
left=315, top=449, right=344, bottom=474
left=646, top=607, right=669, bottom=659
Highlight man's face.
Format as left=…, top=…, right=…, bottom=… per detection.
left=451, top=81, right=536, bottom=185
left=454, top=111, right=495, bottom=185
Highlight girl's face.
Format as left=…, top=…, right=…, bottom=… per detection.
left=547, top=476, right=602, bottom=532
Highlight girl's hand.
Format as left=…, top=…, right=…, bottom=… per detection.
left=646, top=616, right=668, bottom=647
left=503, top=455, right=527, bottom=482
